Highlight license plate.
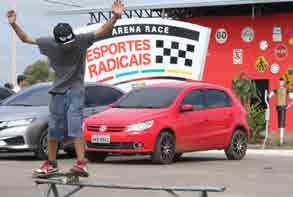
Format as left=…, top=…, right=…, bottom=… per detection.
left=91, top=135, right=110, bottom=144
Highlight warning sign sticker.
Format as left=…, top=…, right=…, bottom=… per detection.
left=283, top=67, right=293, bottom=91
left=255, top=56, right=269, bottom=73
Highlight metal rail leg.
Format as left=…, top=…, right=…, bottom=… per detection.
left=199, top=191, right=208, bottom=197
left=166, top=189, right=180, bottom=197
left=64, top=186, right=83, bottom=197
left=47, top=184, right=59, bottom=197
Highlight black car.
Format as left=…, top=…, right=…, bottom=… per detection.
left=0, top=86, right=14, bottom=102
left=0, top=82, right=124, bottom=159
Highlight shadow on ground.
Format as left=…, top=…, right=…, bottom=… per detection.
left=101, top=154, right=227, bottom=165
left=0, top=152, right=227, bottom=164
left=0, top=151, right=71, bottom=161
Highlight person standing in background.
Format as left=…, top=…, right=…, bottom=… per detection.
left=13, top=75, right=26, bottom=92
left=4, top=82, right=14, bottom=90
left=269, top=78, right=289, bottom=144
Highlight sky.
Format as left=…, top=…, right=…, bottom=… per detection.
left=0, top=0, right=91, bottom=85
left=0, top=0, right=176, bottom=86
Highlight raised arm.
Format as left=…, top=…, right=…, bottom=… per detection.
left=7, top=10, right=37, bottom=45
left=95, top=0, right=124, bottom=36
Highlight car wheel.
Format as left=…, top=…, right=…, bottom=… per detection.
left=86, top=152, right=108, bottom=163
left=225, top=129, right=247, bottom=160
left=151, top=131, right=176, bottom=164
left=34, top=129, right=59, bottom=160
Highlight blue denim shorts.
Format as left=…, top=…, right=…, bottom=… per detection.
left=48, top=88, right=84, bottom=140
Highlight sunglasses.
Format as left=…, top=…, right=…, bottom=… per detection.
left=58, top=33, right=74, bottom=42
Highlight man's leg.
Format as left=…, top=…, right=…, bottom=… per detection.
left=32, top=137, right=60, bottom=177
left=48, top=138, right=59, bottom=161
left=33, top=94, right=65, bottom=177
left=277, top=106, right=287, bottom=145
left=67, top=88, right=89, bottom=176
left=73, top=137, right=85, bottom=161
left=71, top=137, right=89, bottom=177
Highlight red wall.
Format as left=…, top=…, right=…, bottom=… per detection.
left=184, top=13, right=293, bottom=132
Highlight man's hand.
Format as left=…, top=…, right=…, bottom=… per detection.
left=6, top=9, right=36, bottom=45
left=7, top=10, right=16, bottom=24
left=112, top=0, right=124, bottom=17
left=287, top=102, right=293, bottom=110
left=95, top=0, right=124, bottom=36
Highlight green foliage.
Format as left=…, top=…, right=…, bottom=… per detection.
left=231, top=71, right=265, bottom=143
left=247, top=103, right=266, bottom=143
left=231, top=71, right=260, bottom=106
left=23, top=60, right=54, bottom=85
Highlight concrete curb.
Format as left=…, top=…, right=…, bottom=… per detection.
left=248, top=143, right=293, bottom=150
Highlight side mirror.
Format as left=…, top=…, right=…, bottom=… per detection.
left=180, top=104, right=193, bottom=112
left=108, top=103, right=114, bottom=108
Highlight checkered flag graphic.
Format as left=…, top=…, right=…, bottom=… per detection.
left=155, top=40, right=195, bottom=67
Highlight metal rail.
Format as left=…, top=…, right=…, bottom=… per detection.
left=87, top=10, right=162, bottom=24
left=35, top=179, right=225, bottom=197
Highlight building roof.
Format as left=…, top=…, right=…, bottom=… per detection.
left=46, top=0, right=293, bottom=15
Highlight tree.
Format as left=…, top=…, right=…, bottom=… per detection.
left=231, top=71, right=265, bottom=143
left=23, top=60, right=54, bottom=85
left=231, top=71, right=259, bottom=111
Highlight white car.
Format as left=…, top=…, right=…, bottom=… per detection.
left=0, top=82, right=124, bottom=159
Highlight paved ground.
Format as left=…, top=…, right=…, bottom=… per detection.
left=0, top=149, right=293, bottom=197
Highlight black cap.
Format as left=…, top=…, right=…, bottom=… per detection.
left=53, top=23, right=75, bottom=44
left=17, top=75, right=26, bottom=84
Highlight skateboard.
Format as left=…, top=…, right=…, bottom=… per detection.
left=33, top=171, right=81, bottom=184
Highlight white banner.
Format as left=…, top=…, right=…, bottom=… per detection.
left=83, top=18, right=211, bottom=91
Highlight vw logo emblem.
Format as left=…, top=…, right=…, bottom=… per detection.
left=99, top=125, right=107, bottom=132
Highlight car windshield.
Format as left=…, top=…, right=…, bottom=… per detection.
left=113, top=87, right=182, bottom=109
left=1, top=84, right=50, bottom=107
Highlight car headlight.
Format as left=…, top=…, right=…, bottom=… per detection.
left=0, top=118, right=34, bottom=129
left=126, top=120, right=154, bottom=132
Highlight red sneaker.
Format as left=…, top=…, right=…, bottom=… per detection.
left=70, top=160, right=89, bottom=177
left=33, top=160, right=59, bottom=178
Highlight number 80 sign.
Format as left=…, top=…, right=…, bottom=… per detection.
left=215, top=28, right=228, bottom=44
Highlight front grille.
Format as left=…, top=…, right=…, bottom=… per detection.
left=4, top=136, right=25, bottom=146
left=87, top=125, right=125, bottom=132
left=86, top=142, right=134, bottom=150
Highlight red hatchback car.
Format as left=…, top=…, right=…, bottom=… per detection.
left=83, top=82, right=250, bottom=164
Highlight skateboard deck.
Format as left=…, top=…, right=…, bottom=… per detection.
left=33, top=171, right=80, bottom=184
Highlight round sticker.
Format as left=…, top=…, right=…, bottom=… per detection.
left=270, top=63, right=280, bottom=74
left=242, top=27, right=254, bottom=43
left=259, top=40, right=268, bottom=51
left=274, top=44, right=288, bottom=60
left=215, top=28, right=228, bottom=44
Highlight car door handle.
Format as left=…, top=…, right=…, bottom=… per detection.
left=197, top=119, right=207, bottom=124
left=225, top=112, right=232, bottom=117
